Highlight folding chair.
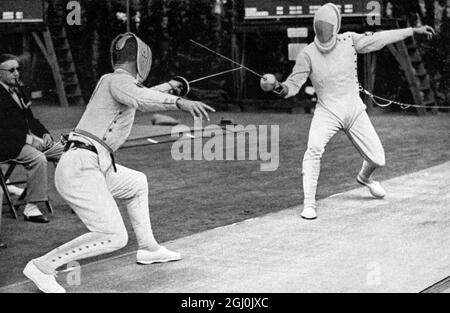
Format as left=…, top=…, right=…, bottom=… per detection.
left=0, top=161, right=54, bottom=220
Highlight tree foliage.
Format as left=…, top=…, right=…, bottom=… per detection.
left=49, top=0, right=448, bottom=105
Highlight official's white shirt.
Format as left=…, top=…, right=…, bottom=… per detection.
left=283, top=28, right=414, bottom=123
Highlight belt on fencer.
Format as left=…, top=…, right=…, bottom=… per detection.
left=64, top=141, right=98, bottom=155
left=69, top=129, right=117, bottom=172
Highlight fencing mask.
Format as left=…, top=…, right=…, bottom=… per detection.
left=313, top=3, right=341, bottom=53
left=110, top=32, right=152, bottom=82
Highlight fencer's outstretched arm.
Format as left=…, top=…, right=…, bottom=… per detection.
left=151, top=78, right=187, bottom=97
left=110, top=73, right=214, bottom=120
left=110, top=74, right=179, bottom=111
left=150, top=79, right=184, bottom=94
left=281, top=50, right=312, bottom=98
left=150, top=82, right=174, bottom=93
left=260, top=50, right=311, bottom=98
left=352, top=25, right=435, bottom=54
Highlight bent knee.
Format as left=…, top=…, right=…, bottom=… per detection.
left=371, top=155, right=386, bottom=168
left=115, top=231, right=129, bottom=249
left=25, top=152, right=47, bottom=171
left=107, top=229, right=129, bottom=250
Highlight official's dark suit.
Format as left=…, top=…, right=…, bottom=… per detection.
left=0, top=84, right=49, bottom=162
left=0, top=83, right=51, bottom=203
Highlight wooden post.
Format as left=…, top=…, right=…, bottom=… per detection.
left=32, top=28, right=69, bottom=107
left=126, top=0, right=131, bottom=32
left=231, top=33, right=239, bottom=98
left=239, top=33, right=247, bottom=99
left=21, top=33, right=33, bottom=88
left=31, top=42, right=39, bottom=88
left=387, top=41, right=425, bottom=115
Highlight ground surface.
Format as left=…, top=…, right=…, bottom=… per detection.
left=1, top=105, right=449, bottom=289
left=2, top=162, right=449, bottom=293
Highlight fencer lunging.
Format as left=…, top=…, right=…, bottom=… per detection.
left=22, top=32, right=215, bottom=293
left=260, top=3, right=435, bottom=220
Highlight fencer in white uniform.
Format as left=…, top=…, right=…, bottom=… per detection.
left=261, top=3, right=435, bottom=220
left=22, top=33, right=215, bottom=293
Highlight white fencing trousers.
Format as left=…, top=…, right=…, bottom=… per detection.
left=35, top=148, right=159, bottom=272
left=302, top=109, right=385, bottom=209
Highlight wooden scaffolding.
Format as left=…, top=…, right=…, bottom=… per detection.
left=0, top=22, right=84, bottom=107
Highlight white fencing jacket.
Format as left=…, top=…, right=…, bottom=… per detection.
left=69, top=69, right=180, bottom=172
left=283, top=28, right=414, bottom=124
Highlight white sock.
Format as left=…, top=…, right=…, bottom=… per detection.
left=124, top=195, right=160, bottom=252
left=6, top=182, right=24, bottom=196
left=358, top=160, right=378, bottom=182
left=302, top=157, right=321, bottom=210
left=24, top=203, right=43, bottom=217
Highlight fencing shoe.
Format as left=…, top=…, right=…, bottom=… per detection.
left=136, top=246, right=182, bottom=265
left=300, top=206, right=317, bottom=220
left=23, top=261, right=66, bottom=293
left=357, top=175, right=386, bottom=198
left=23, top=204, right=49, bottom=223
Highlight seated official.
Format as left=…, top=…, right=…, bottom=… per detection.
left=0, top=54, right=64, bottom=223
